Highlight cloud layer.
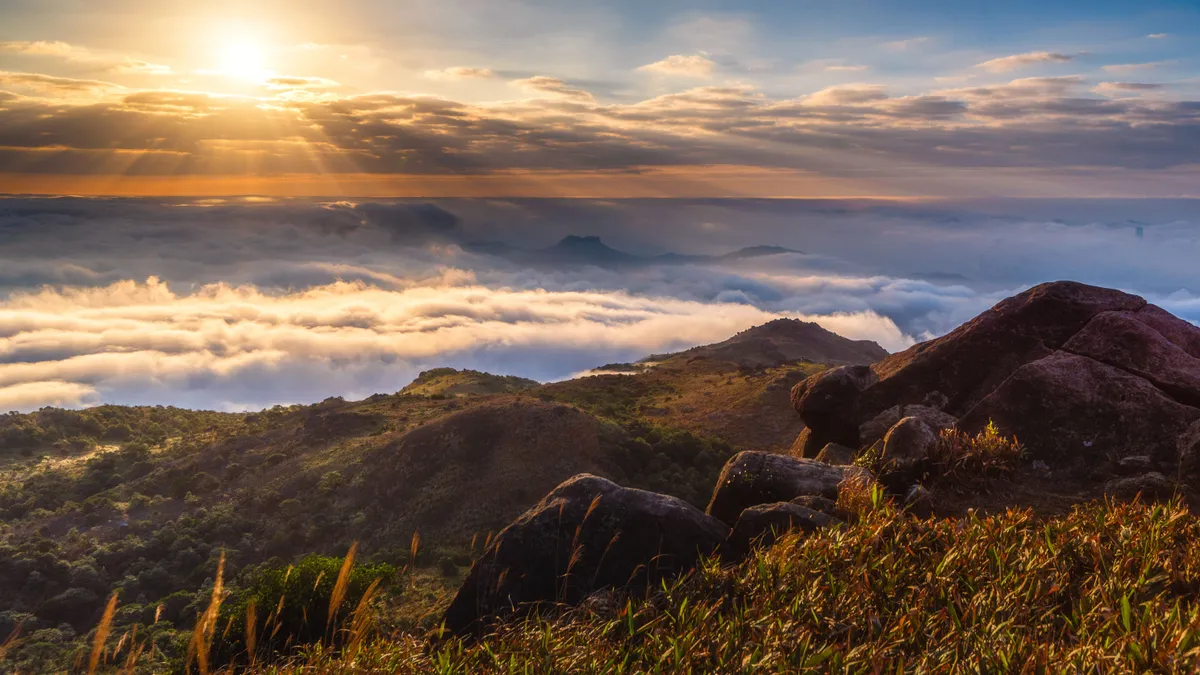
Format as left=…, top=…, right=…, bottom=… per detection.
left=0, top=196, right=1197, bottom=412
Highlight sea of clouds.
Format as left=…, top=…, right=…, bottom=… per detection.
left=0, top=197, right=1196, bottom=411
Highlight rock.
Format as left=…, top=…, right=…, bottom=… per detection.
left=789, top=428, right=816, bottom=458
left=790, top=281, right=1200, bottom=484
left=443, top=474, right=727, bottom=634
left=721, top=503, right=841, bottom=562
left=1102, top=472, right=1176, bottom=500
left=815, top=443, right=857, bottom=466
left=790, top=365, right=878, bottom=450
left=706, top=451, right=852, bottom=526
left=1116, top=455, right=1154, bottom=475
left=1063, top=311, right=1200, bottom=409
left=876, top=417, right=940, bottom=491
left=902, top=485, right=935, bottom=518
left=859, top=405, right=957, bottom=448
left=1177, top=421, right=1200, bottom=484
left=790, top=495, right=852, bottom=521
left=882, top=417, right=938, bottom=463
left=863, top=281, right=1146, bottom=418
left=959, top=352, right=1200, bottom=468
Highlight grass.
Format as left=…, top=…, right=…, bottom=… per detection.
left=84, top=495, right=1199, bottom=674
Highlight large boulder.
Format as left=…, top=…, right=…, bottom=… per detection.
left=706, top=451, right=858, bottom=526
left=721, top=503, right=841, bottom=562
left=859, top=404, right=957, bottom=449
left=790, top=365, right=877, bottom=454
left=959, top=352, right=1200, bottom=468
left=442, top=474, right=727, bottom=634
left=789, top=281, right=1200, bottom=483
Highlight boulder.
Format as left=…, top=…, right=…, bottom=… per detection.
left=790, top=365, right=878, bottom=451
left=874, top=417, right=940, bottom=489
left=1102, top=472, right=1176, bottom=500
left=959, top=352, right=1200, bottom=468
left=442, top=474, right=727, bottom=634
left=790, top=494, right=850, bottom=520
left=706, top=451, right=853, bottom=526
left=788, top=281, right=1200, bottom=484
left=862, top=281, right=1145, bottom=417
left=859, top=404, right=957, bottom=448
left=814, top=442, right=857, bottom=466
left=721, top=503, right=841, bottom=562
left=1177, top=421, right=1200, bottom=484
left=1063, top=311, right=1200, bottom=409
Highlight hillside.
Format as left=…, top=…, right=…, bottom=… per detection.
left=1, top=317, right=875, bottom=672
left=18, top=285, right=1200, bottom=674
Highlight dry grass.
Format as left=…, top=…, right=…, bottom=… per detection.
left=213, top=496, right=1200, bottom=674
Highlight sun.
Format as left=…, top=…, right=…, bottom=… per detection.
left=218, top=39, right=270, bottom=82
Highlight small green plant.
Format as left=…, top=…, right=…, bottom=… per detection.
left=931, top=420, right=1024, bottom=483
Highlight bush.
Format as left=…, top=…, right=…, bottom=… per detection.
left=213, top=551, right=395, bottom=667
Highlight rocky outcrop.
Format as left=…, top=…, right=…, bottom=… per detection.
left=721, top=503, right=841, bottom=562
left=790, top=281, right=1200, bottom=481
left=706, top=451, right=857, bottom=526
left=443, top=474, right=727, bottom=634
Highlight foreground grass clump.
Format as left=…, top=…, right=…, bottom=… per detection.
left=254, top=498, right=1200, bottom=674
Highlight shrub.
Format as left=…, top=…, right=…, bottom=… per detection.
left=212, top=551, right=395, bottom=667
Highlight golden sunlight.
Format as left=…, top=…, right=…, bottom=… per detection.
left=217, top=36, right=270, bottom=81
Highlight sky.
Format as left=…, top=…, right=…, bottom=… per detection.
left=0, top=2, right=1198, bottom=412
left=0, top=0, right=1198, bottom=197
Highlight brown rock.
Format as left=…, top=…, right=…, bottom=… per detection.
left=1177, top=421, right=1200, bottom=484
left=442, top=475, right=727, bottom=634
left=865, top=281, right=1145, bottom=417
left=790, top=494, right=851, bottom=520
left=859, top=404, right=957, bottom=448
left=706, top=451, right=851, bottom=526
left=1132, top=304, right=1200, bottom=360
left=960, top=351, right=1200, bottom=468
left=815, top=442, right=857, bottom=466
left=721, top=503, right=841, bottom=562
left=1064, top=311, right=1200, bottom=408
left=790, top=365, right=878, bottom=449
left=1102, top=472, right=1176, bottom=500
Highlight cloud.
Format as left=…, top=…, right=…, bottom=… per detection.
left=804, top=84, right=889, bottom=106
left=0, top=40, right=81, bottom=57
left=1147, top=33, right=1170, bottom=39
left=116, top=59, right=172, bottom=75
left=975, top=51, right=1074, bottom=72
left=825, top=65, right=869, bottom=73
left=1103, top=61, right=1171, bottom=74
left=511, top=76, right=596, bottom=101
left=1, top=195, right=1199, bottom=410
left=423, top=67, right=496, bottom=81
left=264, top=76, right=341, bottom=91
left=1093, top=81, right=1166, bottom=96
left=0, top=70, right=122, bottom=94
left=637, top=55, right=717, bottom=78
left=0, top=274, right=910, bottom=411
left=884, top=37, right=930, bottom=50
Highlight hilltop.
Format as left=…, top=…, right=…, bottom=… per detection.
left=398, top=368, right=540, bottom=397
